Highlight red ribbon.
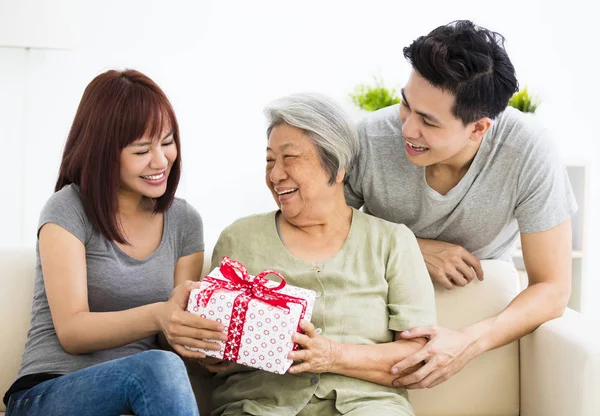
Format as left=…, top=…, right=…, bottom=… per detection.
left=195, top=256, right=308, bottom=363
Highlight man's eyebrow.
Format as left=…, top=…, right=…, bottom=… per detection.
left=401, top=89, right=409, bottom=107
left=401, top=89, right=442, bottom=125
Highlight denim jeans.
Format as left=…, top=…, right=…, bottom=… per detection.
left=6, top=350, right=200, bottom=416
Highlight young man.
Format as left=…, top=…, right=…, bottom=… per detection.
left=345, top=20, right=576, bottom=389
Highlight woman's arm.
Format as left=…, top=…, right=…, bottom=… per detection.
left=288, top=320, right=425, bottom=386
left=158, top=250, right=205, bottom=351
left=329, top=334, right=426, bottom=386
left=41, top=223, right=224, bottom=356
left=174, top=250, right=204, bottom=286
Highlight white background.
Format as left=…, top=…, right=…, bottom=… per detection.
left=1, top=0, right=598, bottom=314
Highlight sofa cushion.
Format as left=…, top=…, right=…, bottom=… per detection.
left=0, top=249, right=36, bottom=413
left=409, top=260, right=520, bottom=416
left=1, top=251, right=521, bottom=415
left=200, top=253, right=521, bottom=415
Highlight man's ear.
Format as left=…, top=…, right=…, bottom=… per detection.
left=469, top=117, right=493, bottom=142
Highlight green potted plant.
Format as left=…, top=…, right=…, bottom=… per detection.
left=350, top=77, right=401, bottom=112
left=508, top=87, right=541, bottom=113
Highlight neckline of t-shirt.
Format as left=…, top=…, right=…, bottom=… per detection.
left=421, top=133, right=493, bottom=201
left=268, top=208, right=358, bottom=269
left=110, top=210, right=168, bottom=263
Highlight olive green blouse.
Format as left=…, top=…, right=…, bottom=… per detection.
left=210, top=209, right=436, bottom=416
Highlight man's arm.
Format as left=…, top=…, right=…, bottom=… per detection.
left=343, top=176, right=364, bottom=210
left=469, top=219, right=572, bottom=352
left=416, top=238, right=484, bottom=289
left=392, top=220, right=572, bottom=388
left=343, top=120, right=368, bottom=210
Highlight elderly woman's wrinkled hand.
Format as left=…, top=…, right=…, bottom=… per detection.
left=287, top=320, right=341, bottom=374
left=199, top=356, right=231, bottom=373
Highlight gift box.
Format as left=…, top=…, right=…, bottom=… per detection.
left=186, top=256, right=316, bottom=374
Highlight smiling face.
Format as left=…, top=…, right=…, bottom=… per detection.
left=119, top=124, right=178, bottom=199
left=266, top=123, right=343, bottom=222
left=400, top=70, right=484, bottom=167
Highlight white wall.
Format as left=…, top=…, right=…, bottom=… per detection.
left=2, top=0, right=599, bottom=313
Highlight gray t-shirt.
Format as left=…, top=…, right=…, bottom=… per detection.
left=16, top=184, right=204, bottom=379
left=345, top=105, right=577, bottom=261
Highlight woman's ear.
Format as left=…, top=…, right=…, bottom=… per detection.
left=335, top=168, right=346, bottom=184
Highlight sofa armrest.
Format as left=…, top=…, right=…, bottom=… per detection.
left=520, top=308, right=600, bottom=416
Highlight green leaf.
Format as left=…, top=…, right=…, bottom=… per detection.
left=508, top=87, right=541, bottom=113
left=350, top=77, right=401, bottom=112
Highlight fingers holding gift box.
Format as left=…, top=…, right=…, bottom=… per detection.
left=158, top=280, right=229, bottom=359
left=287, top=319, right=341, bottom=374
left=186, top=256, right=316, bottom=374
left=165, top=311, right=227, bottom=354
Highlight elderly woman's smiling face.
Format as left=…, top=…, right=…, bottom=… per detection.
left=266, top=123, right=340, bottom=221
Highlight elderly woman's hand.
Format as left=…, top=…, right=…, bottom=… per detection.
left=287, top=320, right=341, bottom=374
left=199, top=356, right=231, bottom=373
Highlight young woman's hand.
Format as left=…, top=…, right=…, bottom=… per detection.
left=157, top=281, right=227, bottom=359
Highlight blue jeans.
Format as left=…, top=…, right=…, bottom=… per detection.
left=6, top=350, right=200, bottom=416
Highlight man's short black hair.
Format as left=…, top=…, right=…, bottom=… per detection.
left=403, top=20, right=519, bottom=124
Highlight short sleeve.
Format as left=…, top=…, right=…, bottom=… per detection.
left=210, top=225, right=235, bottom=270
left=344, top=170, right=364, bottom=210
left=386, top=225, right=437, bottom=332
left=343, top=120, right=367, bottom=210
left=180, top=201, right=205, bottom=257
left=38, top=185, right=91, bottom=244
left=514, top=136, right=578, bottom=234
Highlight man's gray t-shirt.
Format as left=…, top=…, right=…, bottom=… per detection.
left=345, top=104, right=577, bottom=261
left=16, top=184, right=204, bottom=379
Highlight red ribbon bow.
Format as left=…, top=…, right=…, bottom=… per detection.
left=195, top=256, right=308, bottom=364
left=197, top=256, right=293, bottom=311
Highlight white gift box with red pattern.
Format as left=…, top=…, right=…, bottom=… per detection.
left=186, top=256, right=316, bottom=374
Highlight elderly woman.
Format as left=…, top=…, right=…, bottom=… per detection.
left=209, top=93, right=436, bottom=416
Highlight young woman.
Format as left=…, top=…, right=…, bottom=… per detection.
left=3, top=69, right=225, bottom=416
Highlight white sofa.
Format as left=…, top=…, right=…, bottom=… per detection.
left=1, top=248, right=599, bottom=415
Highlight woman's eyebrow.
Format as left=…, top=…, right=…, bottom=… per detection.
left=161, top=130, right=174, bottom=140
left=131, top=130, right=174, bottom=147
left=267, top=143, right=299, bottom=152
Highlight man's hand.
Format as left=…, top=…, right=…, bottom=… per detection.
left=417, top=239, right=484, bottom=289
left=391, top=325, right=482, bottom=389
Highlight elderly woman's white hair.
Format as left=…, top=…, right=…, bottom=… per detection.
left=263, top=93, right=360, bottom=185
